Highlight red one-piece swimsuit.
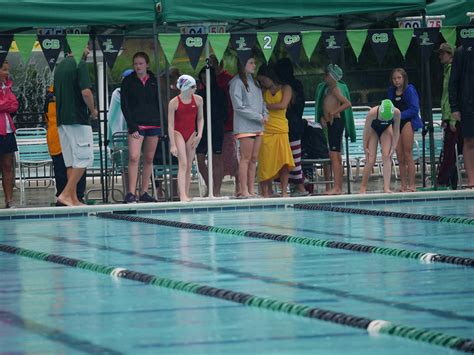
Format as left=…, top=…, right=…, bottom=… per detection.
left=174, top=95, right=198, bottom=142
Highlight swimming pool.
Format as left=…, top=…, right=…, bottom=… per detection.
left=0, top=194, right=473, bottom=354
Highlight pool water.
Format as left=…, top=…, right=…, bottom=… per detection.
left=0, top=198, right=472, bottom=354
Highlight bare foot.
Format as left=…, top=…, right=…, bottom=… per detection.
left=57, top=196, right=74, bottom=207
left=281, top=192, right=289, bottom=197
left=384, top=189, right=394, bottom=194
left=180, top=195, right=192, bottom=202
left=326, top=189, right=343, bottom=195
left=359, top=189, right=367, bottom=194
left=407, top=187, right=416, bottom=192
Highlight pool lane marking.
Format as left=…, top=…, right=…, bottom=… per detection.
left=0, top=243, right=472, bottom=353
left=0, top=309, right=123, bottom=354
left=30, top=234, right=474, bottom=323
left=95, top=212, right=474, bottom=268
left=292, top=203, right=474, bottom=226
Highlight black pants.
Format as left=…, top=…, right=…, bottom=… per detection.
left=52, top=153, right=87, bottom=199
left=437, top=122, right=463, bottom=186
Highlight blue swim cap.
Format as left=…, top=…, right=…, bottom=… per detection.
left=121, top=69, right=134, bottom=78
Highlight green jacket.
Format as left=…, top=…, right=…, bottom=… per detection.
left=441, top=64, right=455, bottom=124
left=314, top=80, right=356, bottom=142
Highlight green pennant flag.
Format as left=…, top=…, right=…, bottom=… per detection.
left=393, top=28, right=414, bottom=59
left=208, top=33, right=230, bottom=63
left=302, top=30, right=321, bottom=60
left=67, top=34, right=90, bottom=63
left=14, top=34, right=37, bottom=64
left=440, top=26, right=457, bottom=49
left=159, top=34, right=181, bottom=64
left=346, top=29, right=367, bottom=61
left=256, top=32, right=278, bottom=63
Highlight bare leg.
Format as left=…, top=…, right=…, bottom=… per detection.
left=279, top=165, right=290, bottom=197
left=380, top=127, right=394, bottom=193
left=184, top=139, right=196, bottom=199
left=360, top=131, right=378, bottom=194
left=57, top=167, right=86, bottom=206
left=0, top=153, right=14, bottom=204
left=327, top=151, right=343, bottom=194
left=140, top=136, right=159, bottom=196
left=238, top=137, right=261, bottom=197
left=248, top=136, right=262, bottom=196
left=127, top=134, right=144, bottom=195
left=396, top=133, right=407, bottom=192
left=196, top=153, right=209, bottom=195
left=401, top=122, right=416, bottom=191
left=213, top=153, right=223, bottom=196
left=174, top=132, right=191, bottom=202
left=463, top=137, right=474, bottom=186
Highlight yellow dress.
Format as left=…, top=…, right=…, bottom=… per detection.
left=257, top=88, right=295, bottom=181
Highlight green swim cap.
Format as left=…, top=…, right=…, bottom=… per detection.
left=379, top=99, right=394, bottom=121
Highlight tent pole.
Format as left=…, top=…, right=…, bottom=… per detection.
left=91, top=33, right=106, bottom=203
left=152, top=22, right=169, bottom=200
left=102, top=52, right=109, bottom=203
left=205, top=40, right=214, bottom=198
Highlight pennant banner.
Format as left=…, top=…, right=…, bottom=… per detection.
left=67, top=34, right=90, bottom=63
left=440, top=26, right=457, bottom=49
left=37, top=34, right=65, bottom=71
left=457, top=26, right=474, bottom=48
left=181, top=34, right=207, bottom=70
left=14, top=34, right=36, bottom=65
left=393, top=28, right=413, bottom=59
left=414, top=27, right=440, bottom=61
left=279, top=32, right=302, bottom=64
left=302, top=30, right=321, bottom=61
left=321, top=31, right=346, bottom=64
left=230, top=33, right=257, bottom=66
left=208, top=33, right=230, bottom=64
left=0, top=35, right=13, bottom=66
left=346, top=29, right=367, bottom=61
left=368, top=29, right=393, bottom=64
left=97, top=35, right=124, bottom=69
left=159, top=34, right=181, bottom=64
left=256, top=32, right=278, bottom=63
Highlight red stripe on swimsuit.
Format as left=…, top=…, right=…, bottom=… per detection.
left=174, top=95, right=197, bottom=142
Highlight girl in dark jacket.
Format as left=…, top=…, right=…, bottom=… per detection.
left=121, top=52, right=161, bottom=203
left=388, top=68, right=422, bottom=192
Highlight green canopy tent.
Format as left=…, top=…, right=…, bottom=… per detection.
left=427, top=0, right=473, bottom=26
left=1, top=0, right=435, bottom=200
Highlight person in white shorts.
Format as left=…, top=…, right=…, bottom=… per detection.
left=54, top=44, right=97, bottom=206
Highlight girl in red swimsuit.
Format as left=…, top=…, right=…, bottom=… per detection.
left=168, top=75, right=204, bottom=202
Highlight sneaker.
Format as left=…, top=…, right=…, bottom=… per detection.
left=124, top=193, right=137, bottom=203
left=5, top=201, right=15, bottom=209
left=139, top=192, right=158, bottom=203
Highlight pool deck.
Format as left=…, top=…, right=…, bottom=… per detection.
left=1, top=187, right=473, bottom=219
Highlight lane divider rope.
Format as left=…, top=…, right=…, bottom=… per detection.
left=1, top=243, right=472, bottom=353
left=292, top=203, right=474, bottom=226
left=95, top=212, right=474, bottom=267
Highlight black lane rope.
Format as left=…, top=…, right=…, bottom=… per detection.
left=1, top=243, right=473, bottom=353
left=96, top=213, right=474, bottom=267
left=39, top=234, right=474, bottom=323
left=293, top=203, right=474, bottom=226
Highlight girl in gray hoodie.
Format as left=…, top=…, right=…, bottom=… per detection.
left=230, top=57, right=268, bottom=198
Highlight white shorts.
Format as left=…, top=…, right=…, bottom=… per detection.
left=58, top=124, right=93, bottom=168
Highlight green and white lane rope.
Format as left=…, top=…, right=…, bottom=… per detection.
left=1, top=243, right=472, bottom=353
left=96, top=213, right=474, bottom=267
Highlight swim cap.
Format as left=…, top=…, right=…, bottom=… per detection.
left=326, top=64, right=343, bottom=81
left=379, top=99, right=395, bottom=121
left=176, top=74, right=196, bottom=91
left=121, top=69, right=134, bottom=78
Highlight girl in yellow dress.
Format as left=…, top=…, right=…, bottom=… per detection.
left=256, top=65, right=295, bottom=197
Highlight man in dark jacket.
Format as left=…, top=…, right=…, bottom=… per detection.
left=449, top=39, right=474, bottom=187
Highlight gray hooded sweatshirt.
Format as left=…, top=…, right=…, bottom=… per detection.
left=229, top=74, right=268, bottom=135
